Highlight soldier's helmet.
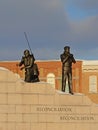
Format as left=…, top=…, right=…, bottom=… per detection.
left=64, top=46, right=70, bottom=52
left=24, top=49, right=30, bottom=57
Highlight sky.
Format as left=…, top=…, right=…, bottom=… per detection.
left=0, top=0, right=98, bottom=61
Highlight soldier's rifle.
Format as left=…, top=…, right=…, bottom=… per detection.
left=24, top=32, right=33, bottom=55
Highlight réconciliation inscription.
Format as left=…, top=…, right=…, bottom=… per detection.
left=32, top=105, right=98, bottom=123
left=60, top=116, right=94, bottom=121
left=37, top=106, right=72, bottom=112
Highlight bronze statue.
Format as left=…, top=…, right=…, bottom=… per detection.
left=18, top=49, right=39, bottom=82
left=60, top=46, right=76, bottom=94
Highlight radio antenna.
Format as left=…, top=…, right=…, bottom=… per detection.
left=24, top=32, right=32, bottom=54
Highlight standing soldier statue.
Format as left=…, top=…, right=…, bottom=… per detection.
left=60, top=46, right=76, bottom=94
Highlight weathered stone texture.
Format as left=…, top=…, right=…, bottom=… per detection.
left=0, top=67, right=98, bottom=130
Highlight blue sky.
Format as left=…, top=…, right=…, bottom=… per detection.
left=0, top=0, right=98, bottom=61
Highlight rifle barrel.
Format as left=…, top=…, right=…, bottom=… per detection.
left=24, top=32, right=32, bottom=54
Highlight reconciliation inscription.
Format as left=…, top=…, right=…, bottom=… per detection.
left=34, top=105, right=97, bottom=123
left=37, top=106, right=72, bottom=113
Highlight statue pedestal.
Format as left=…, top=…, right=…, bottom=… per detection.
left=0, top=67, right=98, bottom=130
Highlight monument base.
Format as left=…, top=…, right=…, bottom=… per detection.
left=0, top=68, right=98, bottom=130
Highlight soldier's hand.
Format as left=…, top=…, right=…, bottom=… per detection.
left=20, top=67, right=24, bottom=70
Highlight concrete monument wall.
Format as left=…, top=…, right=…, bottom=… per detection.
left=0, top=67, right=98, bottom=130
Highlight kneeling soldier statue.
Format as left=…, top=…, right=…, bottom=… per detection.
left=18, top=49, right=39, bottom=82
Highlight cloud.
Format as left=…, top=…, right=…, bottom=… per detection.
left=68, top=15, right=98, bottom=42
left=0, top=0, right=98, bottom=60
left=0, top=0, right=69, bottom=48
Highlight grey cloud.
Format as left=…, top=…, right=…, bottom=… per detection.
left=0, top=0, right=98, bottom=60
left=69, top=15, right=98, bottom=48
left=0, top=0, right=69, bottom=41
left=0, top=0, right=69, bottom=60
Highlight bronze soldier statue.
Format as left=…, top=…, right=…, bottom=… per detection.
left=60, top=46, right=76, bottom=94
left=18, top=49, right=39, bottom=82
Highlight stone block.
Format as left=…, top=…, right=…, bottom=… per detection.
left=75, top=124, right=91, bottom=130
left=16, top=105, right=31, bottom=113
left=58, top=123, right=76, bottom=130
left=46, top=123, right=60, bottom=130
left=7, top=83, right=16, bottom=93
left=31, top=123, right=47, bottom=130
left=22, top=94, right=38, bottom=104
left=7, top=123, right=16, bottom=130
left=0, top=105, right=15, bottom=113
left=8, top=94, right=22, bottom=104
left=0, top=83, right=7, bottom=93
left=38, top=95, right=54, bottom=105
left=0, top=114, right=7, bottom=122
left=16, top=123, right=31, bottom=130
left=16, top=81, right=31, bottom=93
left=91, top=105, right=98, bottom=114
left=23, top=114, right=38, bottom=122
left=0, top=94, right=7, bottom=104
left=8, top=114, right=22, bottom=122
left=90, top=124, right=98, bottom=130
left=75, top=106, right=91, bottom=114
left=0, top=123, right=7, bottom=130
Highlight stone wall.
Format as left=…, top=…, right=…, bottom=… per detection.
left=0, top=67, right=98, bottom=130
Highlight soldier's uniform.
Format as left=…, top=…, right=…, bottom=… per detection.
left=19, top=50, right=35, bottom=82
left=60, top=46, right=76, bottom=94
